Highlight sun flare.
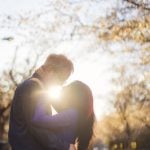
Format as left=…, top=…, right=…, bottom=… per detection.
left=48, top=85, right=62, bottom=100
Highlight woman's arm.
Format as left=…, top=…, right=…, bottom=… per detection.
left=32, top=100, right=78, bottom=129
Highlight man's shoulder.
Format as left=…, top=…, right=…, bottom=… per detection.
left=18, top=78, right=41, bottom=91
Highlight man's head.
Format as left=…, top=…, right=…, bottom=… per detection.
left=36, top=54, right=74, bottom=86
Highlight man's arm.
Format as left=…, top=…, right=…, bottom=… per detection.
left=32, top=100, right=78, bottom=129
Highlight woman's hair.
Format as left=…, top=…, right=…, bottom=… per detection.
left=62, top=81, right=95, bottom=150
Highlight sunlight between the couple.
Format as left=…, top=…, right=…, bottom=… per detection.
left=47, top=85, right=62, bottom=100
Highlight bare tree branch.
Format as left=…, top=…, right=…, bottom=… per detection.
left=9, top=70, right=18, bottom=87
left=0, top=103, right=11, bottom=117
left=125, top=0, right=150, bottom=11
left=28, top=50, right=44, bottom=76
left=8, top=48, right=19, bottom=86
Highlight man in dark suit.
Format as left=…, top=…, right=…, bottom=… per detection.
left=8, top=54, right=75, bottom=150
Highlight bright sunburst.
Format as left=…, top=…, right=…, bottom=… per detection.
left=48, top=85, right=62, bottom=100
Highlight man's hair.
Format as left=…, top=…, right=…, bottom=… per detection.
left=43, top=54, right=74, bottom=74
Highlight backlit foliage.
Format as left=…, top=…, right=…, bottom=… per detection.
left=99, top=17, right=150, bottom=43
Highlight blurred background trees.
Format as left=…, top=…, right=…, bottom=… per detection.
left=0, top=47, right=44, bottom=139
left=0, top=0, right=149, bottom=149
left=93, top=0, right=150, bottom=149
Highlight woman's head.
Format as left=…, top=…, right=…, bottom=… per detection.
left=62, top=80, right=95, bottom=150
left=62, top=81, right=93, bottom=117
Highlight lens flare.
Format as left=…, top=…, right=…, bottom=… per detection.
left=48, top=85, right=62, bottom=100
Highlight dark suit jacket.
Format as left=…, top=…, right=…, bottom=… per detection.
left=8, top=73, right=69, bottom=150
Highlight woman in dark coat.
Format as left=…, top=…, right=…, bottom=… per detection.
left=32, top=80, right=95, bottom=150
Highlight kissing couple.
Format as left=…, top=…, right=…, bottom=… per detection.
left=9, top=54, right=95, bottom=150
